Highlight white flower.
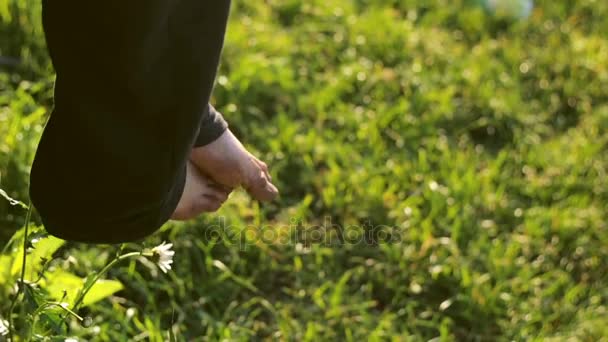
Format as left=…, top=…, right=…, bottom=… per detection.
left=152, top=241, right=175, bottom=273
left=0, top=318, right=8, bottom=336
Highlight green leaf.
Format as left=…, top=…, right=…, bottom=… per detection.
left=44, top=269, right=123, bottom=307
left=38, top=312, right=66, bottom=335
left=44, top=269, right=81, bottom=303
left=11, top=234, right=65, bottom=281
left=0, top=0, right=10, bottom=22
left=329, top=270, right=352, bottom=314
left=0, top=255, right=11, bottom=285
left=81, top=279, right=124, bottom=306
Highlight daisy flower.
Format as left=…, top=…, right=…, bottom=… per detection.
left=151, top=241, right=175, bottom=273
left=0, top=317, right=8, bottom=337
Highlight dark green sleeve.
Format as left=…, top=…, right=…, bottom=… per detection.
left=30, top=0, right=231, bottom=243
left=196, top=104, right=228, bottom=147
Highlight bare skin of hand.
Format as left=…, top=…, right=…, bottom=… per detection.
left=171, top=161, right=231, bottom=220
left=189, top=128, right=279, bottom=202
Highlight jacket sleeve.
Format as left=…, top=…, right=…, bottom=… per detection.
left=195, top=103, right=228, bottom=147
left=30, top=0, right=231, bottom=243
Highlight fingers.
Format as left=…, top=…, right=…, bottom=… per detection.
left=188, top=128, right=279, bottom=202
left=244, top=161, right=279, bottom=202
left=203, top=183, right=230, bottom=203
left=171, top=162, right=232, bottom=221
left=172, top=189, right=227, bottom=221
left=254, top=158, right=272, bottom=182
left=246, top=181, right=279, bottom=202
left=175, top=195, right=224, bottom=219
left=191, top=194, right=224, bottom=213
left=206, top=179, right=234, bottom=194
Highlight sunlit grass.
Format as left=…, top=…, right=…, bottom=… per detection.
left=1, top=0, right=607, bottom=340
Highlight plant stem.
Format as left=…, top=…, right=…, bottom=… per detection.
left=70, top=251, right=144, bottom=312
left=7, top=201, right=32, bottom=342
left=29, top=302, right=84, bottom=341
left=55, top=250, right=151, bottom=331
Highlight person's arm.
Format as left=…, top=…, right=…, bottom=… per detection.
left=31, top=0, right=231, bottom=243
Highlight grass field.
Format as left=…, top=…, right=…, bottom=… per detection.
left=1, top=0, right=608, bottom=340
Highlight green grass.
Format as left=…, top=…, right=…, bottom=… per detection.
left=1, top=0, right=607, bottom=340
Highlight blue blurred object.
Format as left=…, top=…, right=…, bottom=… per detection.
left=482, top=0, right=534, bottom=19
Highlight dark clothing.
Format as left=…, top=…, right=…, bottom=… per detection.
left=30, top=0, right=231, bottom=243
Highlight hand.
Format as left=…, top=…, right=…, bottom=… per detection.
left=189, top=129, right=279, bottom=202
left=171, top=161, right=232, bottom=220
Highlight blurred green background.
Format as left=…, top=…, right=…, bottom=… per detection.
left=1, top=0, right=607, bottom=340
